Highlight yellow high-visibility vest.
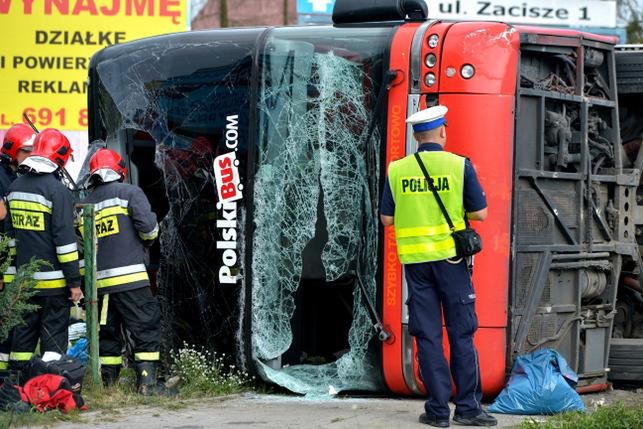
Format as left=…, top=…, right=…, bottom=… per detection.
left=388, top=150, right=466, bottom=263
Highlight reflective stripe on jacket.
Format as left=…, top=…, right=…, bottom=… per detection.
left=3, top=173, right=80, bottom=295
left=80, top=181, right=158, bottom=294
left=388, top=150, right=466, bottom=264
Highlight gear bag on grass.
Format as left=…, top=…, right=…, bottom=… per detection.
left=488, top=348, right=586, bottom=415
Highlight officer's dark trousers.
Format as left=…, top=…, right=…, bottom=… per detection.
left=405, top=258, right=482, bottom=419
left=10, top=295, right=70, bottom=364
left=98, top=287, right=161, bottom=365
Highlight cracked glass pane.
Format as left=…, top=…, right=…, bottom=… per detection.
left=89, top=25, right=393, bottom=396
left=251, top=26, right=390, bottom=395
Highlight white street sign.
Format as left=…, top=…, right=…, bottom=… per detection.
left=427, top=0, right=617, bottom=28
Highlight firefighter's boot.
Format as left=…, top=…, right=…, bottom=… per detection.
left=101, top=365, right=121, bottom=387
left=135, top=361, right=167, bottom=396
left=8, top=361, right=29, bottom=386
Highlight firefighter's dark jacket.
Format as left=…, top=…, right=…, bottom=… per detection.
left=3, top=172, right=81, bottom=296
left=81, top=181, right=159, bottom=295
left=0, top=163, right=16, bottom=234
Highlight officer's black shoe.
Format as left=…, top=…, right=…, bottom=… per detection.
left=100, top=365, right=121, bottom=387
left=419, top=413, right=450, bottom=427
left=453, top=411, right=498, bottom=427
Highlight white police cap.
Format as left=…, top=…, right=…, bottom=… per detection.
left=406, top=105, right=448, bottom=132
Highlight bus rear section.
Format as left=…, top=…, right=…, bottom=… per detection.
left=608, top=45, right=643, bottom=382
left=381, top=20, right=628, bottom=395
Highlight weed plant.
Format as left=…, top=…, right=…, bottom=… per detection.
left=170, top=342, right=254, bottom=397
left=0, top=235, right=46, bottom=343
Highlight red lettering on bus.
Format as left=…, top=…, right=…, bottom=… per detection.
left=220, top=183, right=237, bottom=200
left=218, top=156, right=232, bottom=169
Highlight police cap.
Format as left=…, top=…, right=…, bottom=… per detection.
left=406, top=105, right=448, bottom=132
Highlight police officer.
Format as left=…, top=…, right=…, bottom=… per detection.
left=5, top=128, right=82, bottom=378
left=380, top=106, right=496, bottom=427
left=0, top=124, right=35, bottom=376
left=80, top=148, right=162, bottom=395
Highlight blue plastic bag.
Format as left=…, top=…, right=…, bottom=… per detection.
left=489, top=348, right=586, bottom=414
left=67, top=338, right=89, bottom=364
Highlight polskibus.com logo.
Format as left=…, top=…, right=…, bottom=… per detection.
left=213, top=114, right=243, bottom=284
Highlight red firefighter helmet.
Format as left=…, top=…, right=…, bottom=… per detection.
left=2, top=123, right=35, bottom=162
left=89, top=148, right=128, bottom=181
left=29, top=128, right=73, bottom=169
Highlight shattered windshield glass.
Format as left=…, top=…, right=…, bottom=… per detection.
left=251, top=26, right=391, bottom=395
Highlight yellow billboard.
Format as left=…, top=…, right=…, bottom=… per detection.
left=0, top=0, right=190, bottom=131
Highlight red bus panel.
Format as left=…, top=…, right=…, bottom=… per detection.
left=439, top=22, right=520, bottom=96
left=438, top=93, right=516, bottom=395
left=383, top=21, right=518, bottom=396
left=381, top=22, right=421, bottom=396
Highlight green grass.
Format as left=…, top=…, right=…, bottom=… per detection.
left=0, top=409, right=82, bottom=429
left=519, top=403, right=643, bottom=429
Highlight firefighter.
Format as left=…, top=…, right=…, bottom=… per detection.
left=5, top=128, right=82, bottom=379
left=81, top=148, right=162, bottom=395
left=0, top=124, right=36, bottom=207
left=0, top=124, right=35, bottom=376
left=380, top=106, right=496, bottom=427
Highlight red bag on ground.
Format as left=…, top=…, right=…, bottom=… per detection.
left=17, top=374, right=87, bottom=413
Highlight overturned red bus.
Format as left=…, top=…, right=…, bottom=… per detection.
left=87, top=0, right=640, bottom=396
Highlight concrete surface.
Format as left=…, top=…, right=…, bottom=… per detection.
left=60, top=394, right=526, bottom=429
left=36, top=388, right=643, bottom=429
